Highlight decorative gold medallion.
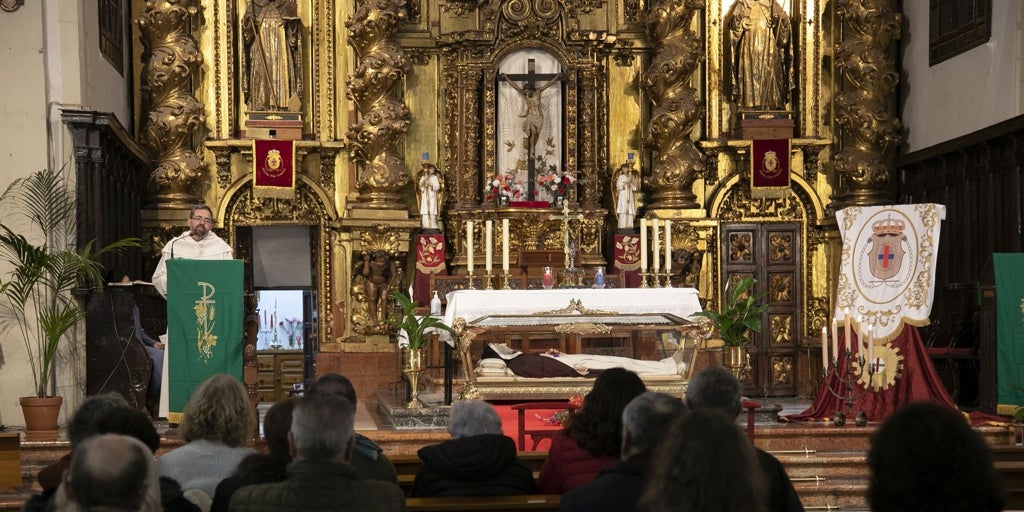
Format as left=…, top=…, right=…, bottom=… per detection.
left=854, top=342, right=904, bottom=391
left=261, top=149, right=285, bottom=179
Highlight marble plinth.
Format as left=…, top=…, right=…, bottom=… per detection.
left=375, top=390, right=450, bottom=430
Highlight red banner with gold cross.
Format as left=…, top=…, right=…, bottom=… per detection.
left=613, top=233, right=642, bottom=288
left=253, top=139, right=296, bottom=199
left=413, top=234, right=447, bottom=304
left=751, top=139, right=790, bottom=199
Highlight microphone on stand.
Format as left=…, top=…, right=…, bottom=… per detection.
left=168, top=233, right=189, bottom=260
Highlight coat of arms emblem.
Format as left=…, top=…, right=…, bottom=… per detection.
left=866, top=217, right=907, bottom=281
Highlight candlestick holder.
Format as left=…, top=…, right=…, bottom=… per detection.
left=639, top=271, right=650, bottom=288
left=501, top=271, right=511, bottom=289
left=484, top=270, right=494, bottom=290
left=662, top=270, right=672, bottom=288
left=466, top=270, right=476, bottom=289
left=822, top=348, right=875, bottom=427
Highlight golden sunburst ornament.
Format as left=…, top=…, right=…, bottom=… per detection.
left=853, top=343, right=904, bottom=391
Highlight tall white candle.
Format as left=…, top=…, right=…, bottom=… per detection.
left=868, top=325, right=875, bottom=370
left=864, top=321, right=872, bottom=355
left=664, top=220, right=672, bottom=272
left=485, top=220, right=493, bottom=271
left=466, top=221, right=474, bottom=273
left=639, top=219, right=648, bottom=271
left=843, top=308, right=851, bottom=354
left=821, top=326, right=828, bottom=371
left=502, top=218, right=510, bottom=273
left=652, top=219, right=660, bottom=272
left=831, top=317, right=839, bottom=365
left=847, top=315, right=856, bottom=354
left=855, top=315, right=863, bottom=356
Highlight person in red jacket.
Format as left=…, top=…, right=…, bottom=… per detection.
left=537, top=368, right=646, bottom=494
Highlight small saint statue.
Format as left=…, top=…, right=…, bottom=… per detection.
left=613, top=161, right=640, bottom=231
left=417, top=163, right=443, bottom=231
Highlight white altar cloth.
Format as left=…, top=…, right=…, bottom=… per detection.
left=442, top=288, right=702, bottom=346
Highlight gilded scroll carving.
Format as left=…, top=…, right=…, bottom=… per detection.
left=833, top=0, right=901, bottom=206
left=771, top=356, right=793, bottom=385
left=137, top=0, right=205, bottom=208
left=345, top=0, right=411, bottom=209
left=642, top=0, right=703, bottom=209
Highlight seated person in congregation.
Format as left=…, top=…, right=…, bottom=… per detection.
left=305, top=373, right=399, bottom=483
left=210, top=398, right=297, bottom=512
left=228, top=394, right=406, bottom=511
left=537, top=368, right=647, bottom=494
left=560, top=391, right=686, bottom=512
left=685, top=365, right=804, bottom=512
left=412, top=399, right=537, bottom=497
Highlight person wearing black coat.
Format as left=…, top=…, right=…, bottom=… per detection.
left=411, top=400, right=537, bottom=497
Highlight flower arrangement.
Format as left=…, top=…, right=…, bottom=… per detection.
left=535, top=393, right=584, bottom=426
left=536, top=169, right=576, bottom=200
left=484, top=172, right=526, bottom=202
left=279, top=317, right=303, bottom=348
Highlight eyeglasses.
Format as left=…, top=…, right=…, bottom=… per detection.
left=191, top=216, right=214, bottom=225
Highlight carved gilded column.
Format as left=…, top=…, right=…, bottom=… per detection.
left=832, top=0, right=901, bottom=207
left=577, top=64, right=600, bottom=207
left=442, top=59, right=482, bottom=208
left=642, top=0, right=703, bottom=210
left=136, top=0, right=205, bottom=208
left=345, top=0, right=411, bottom=209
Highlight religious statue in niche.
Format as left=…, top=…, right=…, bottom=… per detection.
left=241, top=0, right=303, bottom=111
left=497, top=53, right=564, bottom=203
left=612, top=161, right=640, bottom=231
left=502, top=71, right=562, bottom=163
left=417, top=164, right=443, bottom=231
left=355, top=250, right=395, bottom=333
left=724, top=0, right=794, bottom=110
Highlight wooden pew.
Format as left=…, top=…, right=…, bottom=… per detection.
left=394, top=451, right=560, bottom=511
left=392, top=451, right=549, bottom=494
left=407, top=495, right=560, bottom=511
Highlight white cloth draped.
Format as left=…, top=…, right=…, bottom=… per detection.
left=834, top=204, right=945, bottom=341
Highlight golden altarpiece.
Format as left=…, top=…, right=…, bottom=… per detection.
left=133, top=0, right=901, bottom=397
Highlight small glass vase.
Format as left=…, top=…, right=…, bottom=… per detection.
left=542, top=266, right=554, bottom=289
left=498, top=195, right=510, bottom=207
left=594, top=267, right=605, bottom=288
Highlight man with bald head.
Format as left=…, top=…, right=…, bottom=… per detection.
left=64, top=434, right=154, bottom=511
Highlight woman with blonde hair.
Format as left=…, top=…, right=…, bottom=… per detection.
left=158, top=374, right=256, bottom=501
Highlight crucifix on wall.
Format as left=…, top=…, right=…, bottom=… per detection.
left=497, top=55, right=563, bottom=201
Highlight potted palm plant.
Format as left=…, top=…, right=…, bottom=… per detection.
left=0, top=169, right=139, bottom=432
left=392, top=290, right=454, bottom=408
left=694, top=277, right=767, bottom=377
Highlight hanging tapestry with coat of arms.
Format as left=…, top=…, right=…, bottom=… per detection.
left=834, top=204, right=946, bottom=343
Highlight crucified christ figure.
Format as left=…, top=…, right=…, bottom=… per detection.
left=502, top=72, right=562, bottom=161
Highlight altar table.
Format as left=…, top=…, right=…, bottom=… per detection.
left=442, top=288, right=702, bottom=344
left=440, top=288, right=704, bottom=401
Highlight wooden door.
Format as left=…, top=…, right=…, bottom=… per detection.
left=721, top=223, right=800, bottom=396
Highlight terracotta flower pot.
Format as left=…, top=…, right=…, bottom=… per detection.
left=20, top=396, right=62, bottom=435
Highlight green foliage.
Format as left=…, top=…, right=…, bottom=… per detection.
left=0, top=169, right=140, bottom=397
left=392, top=290, right=454, bottom=349
left=693, top=277, right=767, bottom=347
